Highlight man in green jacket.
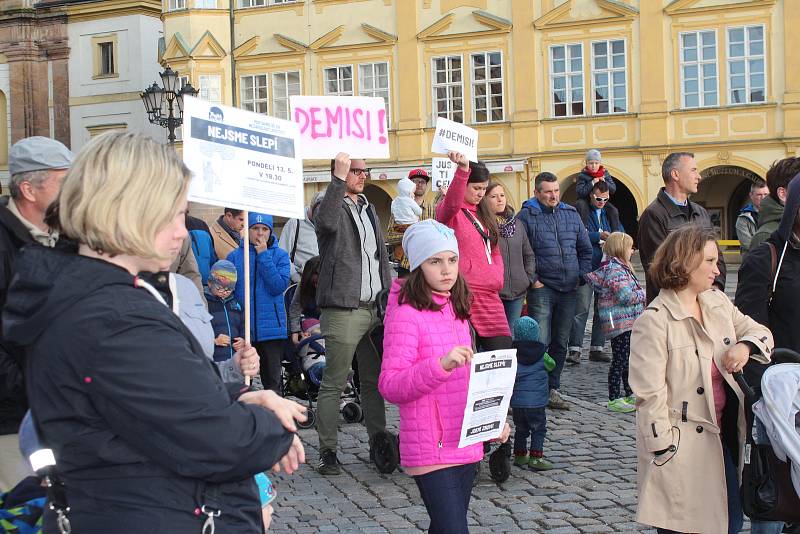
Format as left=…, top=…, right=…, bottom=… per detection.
left=750, top=157, right=800, bottom=251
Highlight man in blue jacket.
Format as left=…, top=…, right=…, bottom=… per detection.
left=228, top=212, right=291, bottom=394
left=568, top=180, right=623, bottom=364
left=517, top=172, right=593, bottom=410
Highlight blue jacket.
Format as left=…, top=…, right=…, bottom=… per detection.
left=516, top=199, right=593, bottom=292
left=205, top=290, right=244, bottom=362
left=585, top=208, right=624, bottom=270
left=511, top=340, right=549, bottom=409
left=190, top=229, right=217, bottom=285
left=227, top=237, right=291, bottom=342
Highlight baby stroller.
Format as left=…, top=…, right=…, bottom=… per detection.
left=735, top=348, right=800, bottom=525
left=281, top=284, right=363, bottom=430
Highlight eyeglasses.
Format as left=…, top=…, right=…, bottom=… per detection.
left=594, top=197, right=609, bottom=203
left=350, top=168, right=371, bottom=177
left=211, top=284, right=234, bottom=294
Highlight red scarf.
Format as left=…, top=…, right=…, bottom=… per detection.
left=583, top=165, right=606, bottom=178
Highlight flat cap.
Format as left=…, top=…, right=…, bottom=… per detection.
left=9, top=136, right=74, bottom=175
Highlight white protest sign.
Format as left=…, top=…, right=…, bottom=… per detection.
left=431, top=116, right=478, bottom=162
left=182, top=96, right=304, bottom=219
left=458, top=349, right=517, bottom=448
left=431, top=157, right=457, bottom=192
left=290, top=95, right=389, bottom=159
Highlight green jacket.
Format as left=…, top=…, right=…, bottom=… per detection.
left=750, top=195, right=784, bottom=251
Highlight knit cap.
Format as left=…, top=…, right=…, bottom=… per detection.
left=248, top=212, right=273, bottom=230
left=586, top=149, right=602, bottom=162
left=402, top=219, right=459, bottom=271
left=208, top=259, right=238, bottom=290
left=513, top=316, right=541, bottom=342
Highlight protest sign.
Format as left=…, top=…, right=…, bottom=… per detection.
left=182, top=96, right=304, bottom=219
left=290, top=95, right=389, bottom=159
left=458, top=349, right=517, bottom=448
left=183, top=97, right=306, bottom=386
left=431, top=157, right=456, bottom=192
left=430, top=116, right=478, bottom=162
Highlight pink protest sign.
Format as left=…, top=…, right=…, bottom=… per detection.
left=290, top=95, right=390, bottom=159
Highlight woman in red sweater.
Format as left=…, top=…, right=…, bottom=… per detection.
left=436, top=151, right=511, bottom=349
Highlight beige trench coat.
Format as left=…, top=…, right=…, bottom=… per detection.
left=210, top=218, right=241, bottom=262
left=629, top=288, right=773, bottom=534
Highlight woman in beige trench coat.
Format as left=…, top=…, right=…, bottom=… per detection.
left=630, top=225, right=773, bottom=534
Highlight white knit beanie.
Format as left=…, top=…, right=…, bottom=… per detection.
left=402, top=219, right=459, bottom=271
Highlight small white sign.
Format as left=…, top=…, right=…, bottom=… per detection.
left=458, top=349, right=517, bottom=448
left=430, top=116, right=478, bottom=162
left=431, top=157, right=457, bottom=192
left=290, top=95, right=390, bottom=159
left=182, top=96, right=304, bottom=219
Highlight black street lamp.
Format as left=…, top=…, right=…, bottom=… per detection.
left=141, top=66, right=198, bottom=145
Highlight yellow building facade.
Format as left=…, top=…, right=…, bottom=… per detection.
left=161, top=0, right=799, bottom=237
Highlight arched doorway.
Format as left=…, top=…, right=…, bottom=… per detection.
left=364, top=183, right=392, bottom=229
left=562, top=175, right=640, bottom=245
left=696, top=165, right=763, bottom=239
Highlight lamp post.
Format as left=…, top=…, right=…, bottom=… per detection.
left=141, top=66, right=198, bottom=145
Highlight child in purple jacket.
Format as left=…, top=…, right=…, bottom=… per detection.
left=380, top=220, right=510, bottom=534
left=585, top=232, right=645, bottom=413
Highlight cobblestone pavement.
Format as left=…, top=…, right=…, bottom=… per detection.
left=269, top=262, right=742, bottom=533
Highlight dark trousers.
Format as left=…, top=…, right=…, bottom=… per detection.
left=255, top=339, right=284, bottom=395
left=476, top=335, right=512, bottom=351
left=512, top=407, right=546, bottom=454
left=608, top=331, right=633, bottom=400
left=413, top=463, right=478, bottom=534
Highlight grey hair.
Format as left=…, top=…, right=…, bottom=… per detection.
left=9, top=170, right=54, bottom=200
left=661, top=152, right=694, bottom=184
left=750, top=179, right=768, bottom=193
left=534, top=172, right=558, bottom=192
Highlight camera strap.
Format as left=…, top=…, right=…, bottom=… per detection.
left=460, top=208, right=492, bottom=264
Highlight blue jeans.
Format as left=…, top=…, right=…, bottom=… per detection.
left=655, top=443, right=743, bottom=534
left=568, top=283, right=604, bottom=352
left=502, top=297, right=524, bottom=334
left=527, top=286, right=577, bottom=391
left=512, top=407, right=546, bottom=454
left=413, top=463, right=478, bottom=534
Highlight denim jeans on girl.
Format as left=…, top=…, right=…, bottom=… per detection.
left=413, top=462, right=479, bottom=534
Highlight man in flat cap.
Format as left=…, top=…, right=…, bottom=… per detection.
left=0, top=136, right=73, bottom=490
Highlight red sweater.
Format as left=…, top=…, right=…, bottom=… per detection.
left=435, top=167, right=510, bottom=337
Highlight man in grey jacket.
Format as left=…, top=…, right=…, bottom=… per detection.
left=314, top=152, right=392, bottom=475
left=279, top=191, right=324, bottom=283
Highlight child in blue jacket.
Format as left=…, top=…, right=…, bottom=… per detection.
left=205, top=260, right=245, bottom=363
left=511, top=316, right=555, bottom=471
left=228, top=212, right=291, bottom=394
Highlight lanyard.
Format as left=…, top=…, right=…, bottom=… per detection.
left=461, top=208, right=492, bottom=265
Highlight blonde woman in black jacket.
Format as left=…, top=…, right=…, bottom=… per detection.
left=3, top=132, right=305, bottom=533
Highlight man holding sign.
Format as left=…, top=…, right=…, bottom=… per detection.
left=314, top=152, right=394, bottom=476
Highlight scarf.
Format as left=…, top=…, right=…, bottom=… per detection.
left=497, top=214, right=516, bottom=239
left=583, top=165, right=606, bottom=179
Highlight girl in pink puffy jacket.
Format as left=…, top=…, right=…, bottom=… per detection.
left=379, top=219, right=510, bottom=534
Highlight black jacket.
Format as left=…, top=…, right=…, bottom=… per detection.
left=735, top=171, right=800, bottom=353
left=0, top=197, right=37, bottom=434
left=2, top=246, right=294, bottom=533
left=637, top=188, right=727, bottom=303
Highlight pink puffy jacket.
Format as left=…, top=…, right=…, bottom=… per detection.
left=379, top=279, right=484, bottom=468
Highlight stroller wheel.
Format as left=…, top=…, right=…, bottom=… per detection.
left=488, top=443, right=511, bottom=484
left=341, top=402, right=363, bottom=424
left=370, top=430, right=399, bottom=474
left=297, top=408, right=316, bottom=430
